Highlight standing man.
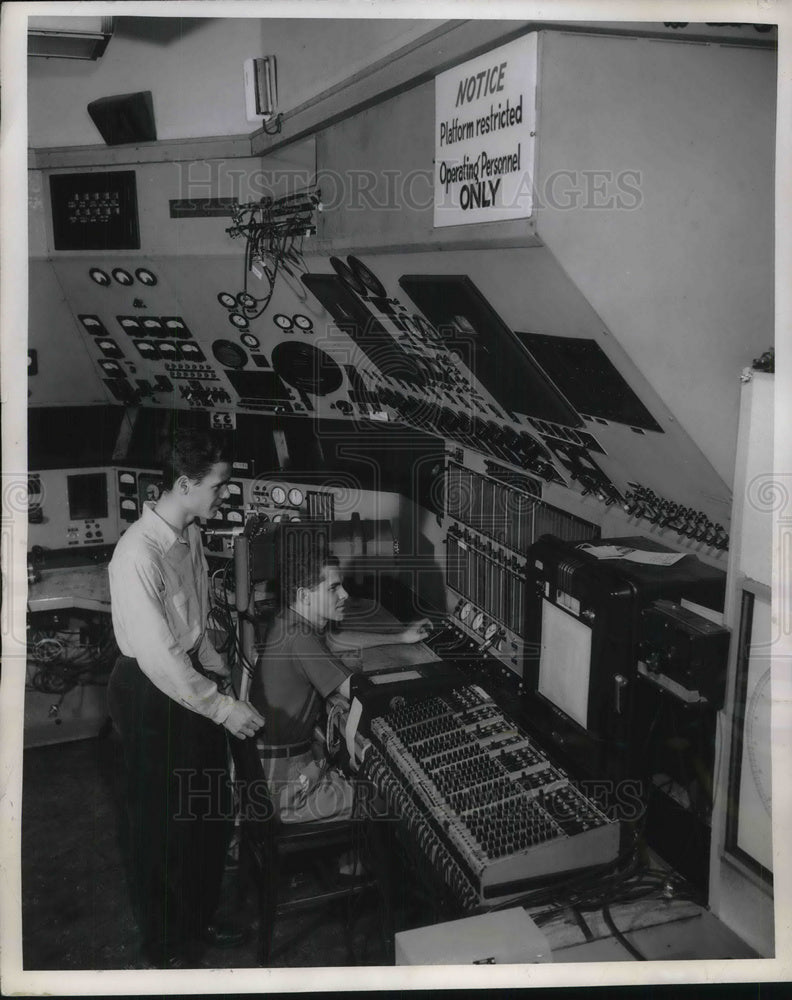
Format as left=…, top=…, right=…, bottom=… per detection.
left=107, top=428, right=264, bottom=968
left=250, top=537, right=429, bottom=825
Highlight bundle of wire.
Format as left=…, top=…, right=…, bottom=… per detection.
left=27, top=624, right=118, bottom=694
left=225, top=187, right=321, bottom=320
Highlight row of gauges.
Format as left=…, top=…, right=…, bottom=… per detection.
left=89, top=267, right=157, bottom=287
left=79, top=314, right=193, bottom=339
left=456, top=600, right=501, bottom=644
left=217, top=291, right=255, bottom=331
left=274, top=313, right=314, bottom=333
left=253, top=485, right=304, bottom=507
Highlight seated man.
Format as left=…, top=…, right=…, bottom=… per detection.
left=249, top=540, right=429, bottom=824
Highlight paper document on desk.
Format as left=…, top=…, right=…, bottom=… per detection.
left=577, top=543, right=687, bottom=566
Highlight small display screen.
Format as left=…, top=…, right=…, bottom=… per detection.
left=67, top=472, right=109, bottom=521
left=537, top=599, right=592, bottom=729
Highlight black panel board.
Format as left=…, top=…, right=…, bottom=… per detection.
left=28, top=406, right=125, bottom=469
left=123, top=408, right=212, bottom=467
left=398, top=275, right=582, bottom=426
left=225, top=370, right=292, bottom=402
left=301, top=273, right=426, bottom=387
left=50, top=171, right=140, bottom=251
left=515, top=332, right=663, bottom=432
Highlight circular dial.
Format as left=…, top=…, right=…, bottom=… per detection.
left=241, top=333, right=260, bottom=350
left=270, top=486, right=286, bottom=506
left=238, top=292, right=256, bottom=310
left=112, top=268, right=133, bottom=286
left=460, top=602, right=473, bottom=622
left=229, top=312, right=249, bottom=329
left=288, top=487, right=303, bottom=507
left=347, top=255, right=387, bottom=298
left=472, top=612, right=484, bottom=632
left=293, top=314, right=313, bottom=331
left=89, top=268, right=110, bottom=286
left=330, top=256, right=367, bottom=296
left=217, top=292, right=236, bottom=309
left=485, top=623, right=499, bottom=641
left=274, top=314, right=293, bottom=330
left=135, top=268, right=157, bottom=286
left=272, top=513, right=284, bottom=523
left=212, top=340, right=248, bottom=370
left=271, top=341, right=343, bottom=396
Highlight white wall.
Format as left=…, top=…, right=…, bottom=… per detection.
left=28, top=16, right=445, bottom=148
left=535, top=31, right=776, bottom=485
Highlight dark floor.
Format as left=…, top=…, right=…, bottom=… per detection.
left=20, top=732, right=760, bottom=972
left=21, top=733, right=389, bottom=970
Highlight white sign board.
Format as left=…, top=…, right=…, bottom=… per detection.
left=434, top=33, right=538, bottom=228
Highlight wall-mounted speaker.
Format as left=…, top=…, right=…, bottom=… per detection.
left=87, top=91, right=156, bottom=146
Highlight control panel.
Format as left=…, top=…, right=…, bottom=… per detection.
left=439, top=460, right=600, bottom=679
left=35, top=243, right=732, bottom=570
left=27, top=468, right=119, bottom=551
left=352, top=665, right=620, bottom=910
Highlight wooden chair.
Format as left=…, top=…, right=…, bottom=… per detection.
left=229, top=734, right=384, bottom=965
left=229, top=529, right=390, bottom=965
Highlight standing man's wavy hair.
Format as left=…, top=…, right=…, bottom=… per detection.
left=159, top=429, right=232, bottom=491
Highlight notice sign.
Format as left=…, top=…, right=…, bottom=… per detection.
left=434, top=33, right=537, bottom=227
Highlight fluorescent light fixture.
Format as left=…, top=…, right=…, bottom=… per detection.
left=244, top=57, right=278, bottom=122
left=28, top=16, right=114, bottom=61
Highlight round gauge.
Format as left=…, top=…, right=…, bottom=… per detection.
left=217, top=292, right=236, bottom=309
left=329, top=256, right=367, bottom=296
left=270, top=486, right=287, bottom=506
left=460, top=602, right=473, bottom=622
left=485, top=623, right=499, bottom=641
left=289, top=515, right=302, bottom=522
left=212, top=339, right=248, bottom=370
left=135, top=268, right=158, bottom=286
left=229, top=312, right=249, bottom=330
left=288, top=487, right=303, bottom=507
left=112, top=268, right=133, bottom=286
left=241, top=333, right=260, bottom=350
left=347, top=255, right=387, bottom=298
left=238, top=292, right=256, bottom=310
left=89, top=268, right=111, bottom=286
left=274, top=314, right=293, bottom=330
left=293, top=314, right=313, bottom=331
left=472, top=612, right=484, bottom=632
left=272, top=513, right=284, bottom=523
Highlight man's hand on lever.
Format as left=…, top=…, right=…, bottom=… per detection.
left=399, top=619, right=432, bottom=644
left=223, top=701, right=265, bottom=740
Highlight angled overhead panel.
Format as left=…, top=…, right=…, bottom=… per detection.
left=515, top=333, right=663, bottom=432
left=399, top=274, right=581, bottom=426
